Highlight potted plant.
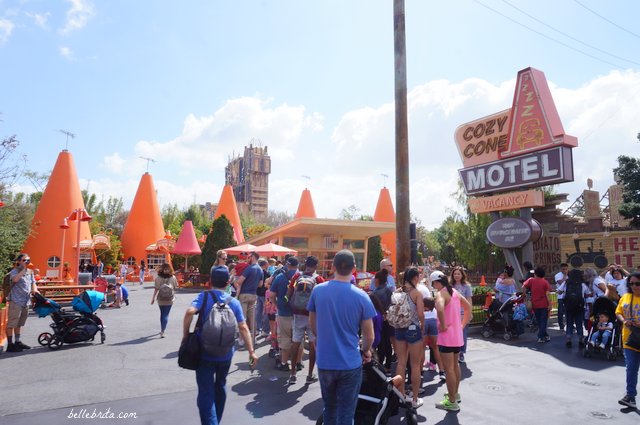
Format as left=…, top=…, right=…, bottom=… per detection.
left=471, top=285, right=492, bottom=305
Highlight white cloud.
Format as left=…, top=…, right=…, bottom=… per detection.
left=59, top=46, right=73, bottom=58
left=0, top=18, right=14, bottom=45
left=93, top=70, right=640, bottom=230
left=59, top=0, right=94, bottom=35
left=25, top=11, right=49, bottom=29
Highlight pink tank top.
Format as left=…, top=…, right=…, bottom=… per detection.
left=437, top=290, right=463, bottom=347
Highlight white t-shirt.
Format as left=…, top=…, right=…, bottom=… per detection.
left=554, top=271, right=568, bottom=299
left=608, top=277, right=628, bottom=296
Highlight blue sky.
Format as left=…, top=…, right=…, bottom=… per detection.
left=2, top=0, right=640, bottom=229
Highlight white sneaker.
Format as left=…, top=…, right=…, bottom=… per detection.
left=412, top=398, right=424, bottom=408
left=599, top=343, right=606, bottom=349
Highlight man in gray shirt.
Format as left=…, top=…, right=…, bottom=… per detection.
left=6, top=253, right=39, bottom=352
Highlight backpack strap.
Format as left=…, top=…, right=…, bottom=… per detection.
left=195, top=291, right=211, bottom=331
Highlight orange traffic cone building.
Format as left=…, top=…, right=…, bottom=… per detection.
left=295, top=188, right=317, bottom=219
left=121, top=173, right=165, bottom=265
left=214, top=185, right=244, bottom=244
left=22, top=150, right=92, bottom=280
left=480, top=275, right=487, bottom=286
left=374, top=187, right=396, bottom=273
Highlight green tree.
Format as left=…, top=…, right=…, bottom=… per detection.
left=239, top=213, right=257, bottom=240
left=0, top=136, right=32, bottom=273
left=366, top=236, right=383, bottom=272
left=200, top=215, right=235, bottom=273
left=264, top=210, right=293, bottom=228
left=614, top=155, right=640, bottom=228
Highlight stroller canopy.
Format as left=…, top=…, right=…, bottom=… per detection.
left=592, top=296, right=617, bottom=319
left=32, top=292, right=61, bottom=317
left=72, top=290, right=105, bottom=313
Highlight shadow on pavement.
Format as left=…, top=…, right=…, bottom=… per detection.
left=109, top=334, right=157, bottom=346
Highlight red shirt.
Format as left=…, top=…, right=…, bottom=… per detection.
left=523, top=277, right=551, bottom=309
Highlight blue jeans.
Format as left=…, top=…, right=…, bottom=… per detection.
left=196, top=360, right=232, bottom=425
left=557, top=299, right=565, bottom=328
left=565, top=309, right=583, bottom=340
left=624, top=348, right=640, bottom=398
left=318, top=367, right=362, bottom=425
left=534, top=308, right=549, bottom=340
left=590, top=330, right=612, bottom=346
left=255, top=296, right=269, bottom=332
left=462, top=323, right=468, bottom=353
left=159, top=305, right=172, bottom=332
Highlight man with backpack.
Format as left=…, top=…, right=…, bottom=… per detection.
left=563, top=268, right=587, bottom=349
left=182, top=266, right=257, bottom=425
left=286, top=256, right=325, bottom=385
left=269, top=256, right=299, bottom=371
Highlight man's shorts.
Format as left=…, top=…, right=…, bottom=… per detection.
left=7, top=302, right=29, bottom=328
left=438, top=345, right=462, bottom=354
left=277, top=315, right=293, bottom=350
left=292, top=314, right=316, bottom=344
left=394, top=323, right=423, bottom=344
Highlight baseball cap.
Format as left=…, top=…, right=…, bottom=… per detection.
left=210, top=265, right=230, bottom=284
left=333, top=249, right=355, bottom=269
left=380, top=259, right=392, bottom=268
left=286, top=256, right=299, bottom=267
left=429, top=271, right=448, bottom=285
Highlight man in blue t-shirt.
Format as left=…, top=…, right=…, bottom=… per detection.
left=183, top=266, right=257, bottom=425
left=308, top=249, right=376, bottom=425
left=269, top=256, right=299, bottom=371
left=234, top=252, right=263, bottom=343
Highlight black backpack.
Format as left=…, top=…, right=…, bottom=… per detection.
left=563, top=281, right=584, bottom=312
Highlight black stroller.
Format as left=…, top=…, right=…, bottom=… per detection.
left=481, top=293, right=526, bottom=341
left=583, top=297, right=621, bottom=361
left=33, top=291, right=106, bottom=350
left=316, top=359, right=417, bottom=425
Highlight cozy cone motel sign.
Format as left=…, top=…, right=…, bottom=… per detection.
left=455, top=67, right=577, bottom=247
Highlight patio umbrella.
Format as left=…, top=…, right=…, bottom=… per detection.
left=172, top=221, right=202, bottom=270
left=223, top=243, right=257, bottom=256
left=254, top=243, right=297, bottom=257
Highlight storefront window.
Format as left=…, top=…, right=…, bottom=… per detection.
left=283, top=237, right=308, bottom=249
left=146, top=254, right=165, bottom=269
left=343, top=239, right=365, bottom=250
left=354, top=253, right=364, bottom=271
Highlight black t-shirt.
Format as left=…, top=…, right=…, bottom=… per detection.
left=256, top=270, right=270, bottom=297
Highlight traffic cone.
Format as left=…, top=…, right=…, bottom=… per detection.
left=480, top=275, right=487, bottom=286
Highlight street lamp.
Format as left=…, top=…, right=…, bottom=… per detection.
left=59, top=218, right=70, bottom=280
left=68, top=208, right=92, bottom=282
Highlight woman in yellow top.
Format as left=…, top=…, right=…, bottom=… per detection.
left=615, top=272, right=640, bottom=409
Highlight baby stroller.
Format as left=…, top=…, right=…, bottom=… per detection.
left=316, top=359, right=417, bottom=425
left=481, top=293, right=526, bottom=341
left=34, top=291, right=106, bottom=350
left=583, top=297, right=621, bottom=361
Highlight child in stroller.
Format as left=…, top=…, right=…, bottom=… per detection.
left=481, top=293, right=526, bottom=341
left=584, top=297, right=621, bottom=360
left=33, top=291, right=106, bottom=350
left=316, top=358, right=418, bottom=425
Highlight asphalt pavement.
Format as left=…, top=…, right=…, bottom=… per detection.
left=1, top=283, right=639, bottom=425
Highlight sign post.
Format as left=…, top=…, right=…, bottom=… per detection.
left=455, top=68, right=577, bottom=286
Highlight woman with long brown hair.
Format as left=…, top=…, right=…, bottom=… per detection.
left=450, top=266, right=472, bottom=363
left=151, top=263, right=178, bottom=338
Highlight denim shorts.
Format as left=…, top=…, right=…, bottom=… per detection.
left=423, top=318, right=438, bottom=337
left=395, top=323, right=423, bottom=344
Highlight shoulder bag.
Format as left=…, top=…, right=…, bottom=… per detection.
left=178, top=292, right=210, bottom=370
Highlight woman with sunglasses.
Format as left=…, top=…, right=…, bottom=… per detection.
left=615, top=272, right=640, bottom=409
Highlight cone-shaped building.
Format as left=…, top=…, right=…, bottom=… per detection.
left=214, top=184, right=245, bottom=244
left=121, top=173, right=165, bottom=265
left=295, top=188, right=317, bottom=219
left=373, top=187, right=396, bottom=273
left=22, top=150, right=92, bottom=279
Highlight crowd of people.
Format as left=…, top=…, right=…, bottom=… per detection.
left=3, top=249, right=639, bottom=424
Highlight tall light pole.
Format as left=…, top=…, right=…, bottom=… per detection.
left=394, top=0, right=410, bottom=270
left=59, top=218, right=70, bottom=280
left=68, top=208, right=92, bottom=282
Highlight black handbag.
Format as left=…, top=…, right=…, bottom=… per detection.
left=178, top=292, right=209, bottom=370
left=626, top=294, right=640, bottom=350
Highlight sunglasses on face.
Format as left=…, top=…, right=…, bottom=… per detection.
left=22, top=259, right=31, bottom=263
